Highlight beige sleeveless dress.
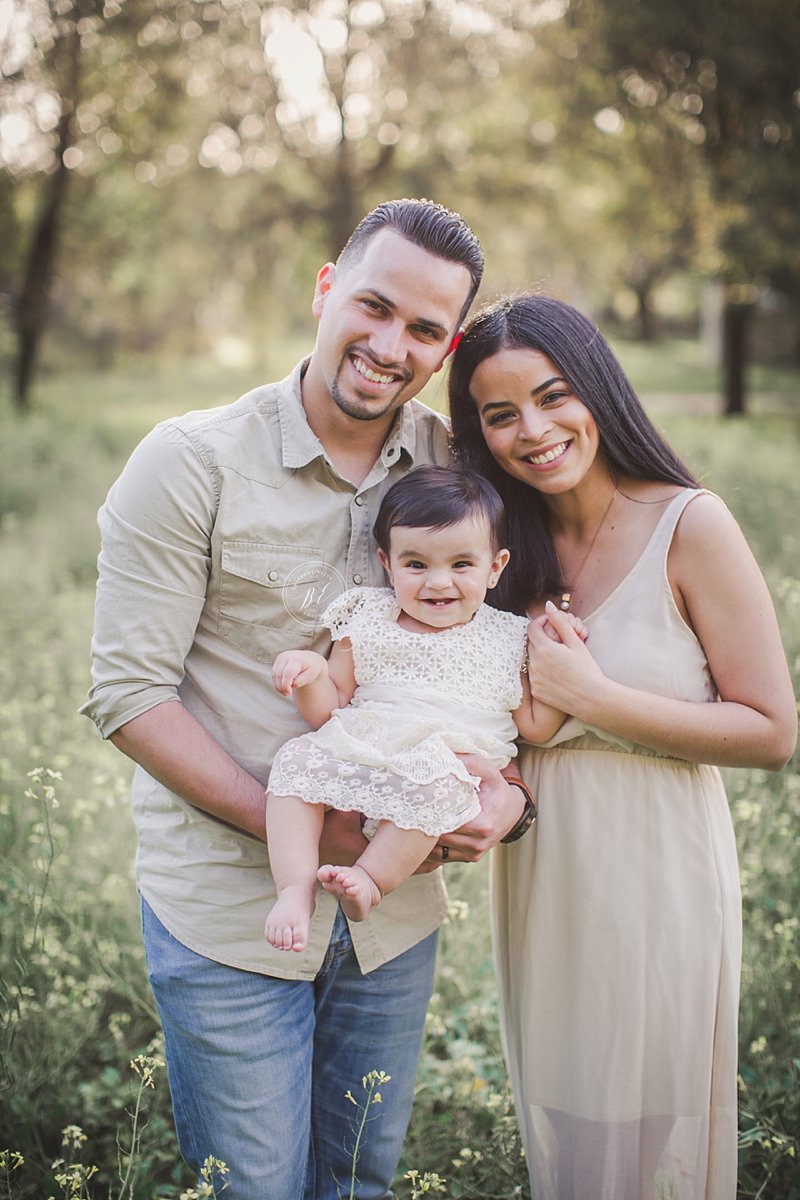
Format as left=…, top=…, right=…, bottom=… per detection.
left=492, top=490, right=742, bottom=1200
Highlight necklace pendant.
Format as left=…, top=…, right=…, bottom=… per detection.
left=559, top=593, right=571, bottom=612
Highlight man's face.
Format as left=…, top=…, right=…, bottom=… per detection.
left=308, top=228, right=473, bottom=423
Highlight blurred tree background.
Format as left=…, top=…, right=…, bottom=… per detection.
left=1, top=0, right=799, bottom=411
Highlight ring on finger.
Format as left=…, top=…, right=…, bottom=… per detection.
left=441, top=845, right=450, bottom=862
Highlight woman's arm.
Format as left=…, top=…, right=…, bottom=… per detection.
left=527, top=495, right=797, bottom=770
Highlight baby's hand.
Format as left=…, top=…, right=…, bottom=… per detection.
left=532, top=610, right=589, bottom=646
left=272, top=650, right=327, bottom=696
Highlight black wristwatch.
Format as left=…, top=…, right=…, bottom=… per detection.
left=500, top=780, right=537, bottom=844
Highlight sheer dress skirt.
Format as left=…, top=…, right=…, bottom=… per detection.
left=492, top=742, right=741, bottom=1200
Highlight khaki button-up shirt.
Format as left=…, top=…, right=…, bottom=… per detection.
left=81, top=360, right=451, bottom=979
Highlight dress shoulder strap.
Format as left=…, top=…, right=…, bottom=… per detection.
left=646, top=488, right=715, bottom=566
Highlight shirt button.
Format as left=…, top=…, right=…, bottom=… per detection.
left=353, top=574, right=363, bottom=585
left=268, top=570, right=279, bottom=581
left=354, top=495, right=365, bottom=506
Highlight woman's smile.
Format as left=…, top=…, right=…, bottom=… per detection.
left=469, top=347, right=601, bottom=493
left=522, top=439, right=571, bottom=467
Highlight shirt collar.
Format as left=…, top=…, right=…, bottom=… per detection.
left=278, top=357, right=420, bottom=472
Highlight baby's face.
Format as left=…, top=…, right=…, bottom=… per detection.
left=378, top=516, right=510, bottom=634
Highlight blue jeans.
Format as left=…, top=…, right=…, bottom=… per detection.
left=141, top=898, right=438, bottom=1200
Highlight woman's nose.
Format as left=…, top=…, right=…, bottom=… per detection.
left=517, top=404, right=553, bottom=442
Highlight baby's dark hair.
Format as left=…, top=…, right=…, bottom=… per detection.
left=373, top=465, right=507, bottom=555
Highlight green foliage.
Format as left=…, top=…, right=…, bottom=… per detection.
left=4, top=0, right=799, bottom=411
left=0, top=362, right=798, bottom=1197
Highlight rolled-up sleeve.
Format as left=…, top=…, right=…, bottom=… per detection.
left=80, top=421, right=217, bottom=738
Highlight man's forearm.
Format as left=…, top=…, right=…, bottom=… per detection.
left=110, top=702, right=267, bottom=841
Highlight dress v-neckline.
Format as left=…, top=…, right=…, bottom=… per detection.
left=573, top=490, right=697, bottom=623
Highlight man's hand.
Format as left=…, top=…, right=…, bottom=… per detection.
left=429, top=755, right=527, bottom=865
left=319, top=810, right=369, bottom=867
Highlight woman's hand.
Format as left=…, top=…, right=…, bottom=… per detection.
left=526, top=602, right=606, bottom=719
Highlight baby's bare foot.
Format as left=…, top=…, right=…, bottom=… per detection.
left=264, top=886, right=315, bottom=952
left=318, top=864, right=383, bottom=922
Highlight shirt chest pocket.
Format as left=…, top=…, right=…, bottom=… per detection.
left=218, top=542, right=327, bottom=663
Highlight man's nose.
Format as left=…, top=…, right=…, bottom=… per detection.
left=369, top=320, right=406, bottom=365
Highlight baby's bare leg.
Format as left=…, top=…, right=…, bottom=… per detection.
left=319, top=822, right=436, bottom=921
left=265, top=793, right=325, bottom=952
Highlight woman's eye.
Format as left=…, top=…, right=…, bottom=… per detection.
left=541, top=390, right=568, bottom=406
left=486, top=411, right=514, bottom=426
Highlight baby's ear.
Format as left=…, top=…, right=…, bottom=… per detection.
left=488, top=547, right=511, bottom=587
left=377, top=547, right=392, bottom=578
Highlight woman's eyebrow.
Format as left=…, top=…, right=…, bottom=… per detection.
left=479, top=376, right=568, bottom=413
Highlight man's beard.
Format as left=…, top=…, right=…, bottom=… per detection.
left=330, top=376, right=403, bottom=422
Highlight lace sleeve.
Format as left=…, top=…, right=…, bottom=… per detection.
left=320, top=587, right=369, bottom=641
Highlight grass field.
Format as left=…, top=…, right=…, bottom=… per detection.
left=0, top=348, right=798, bottom=1199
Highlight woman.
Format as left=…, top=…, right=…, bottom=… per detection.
left=448, top=294, right=796, bottom=1200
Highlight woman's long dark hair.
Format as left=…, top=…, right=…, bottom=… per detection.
left=448, top=294, right=699, bottom=614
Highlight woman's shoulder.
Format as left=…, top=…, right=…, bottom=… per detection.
left=670, top=489, right=737, bottom=547
left=668, top=489, right=755, bottom=590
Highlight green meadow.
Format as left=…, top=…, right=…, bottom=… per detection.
left=1, top=350, right=798, bottom=1199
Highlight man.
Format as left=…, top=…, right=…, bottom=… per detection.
left=81, top=199, right=532, bottom=1199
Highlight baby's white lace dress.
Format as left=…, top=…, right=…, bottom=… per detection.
left=268, top=587, right=529, bottom=836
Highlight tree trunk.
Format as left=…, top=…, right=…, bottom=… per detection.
left=633, top=284, right=657, bottom=341
left=721, top=297, right=752, bottom=416
left=12, top=17, right=81, bottom=412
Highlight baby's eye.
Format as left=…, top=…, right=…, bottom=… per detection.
left=453, top=560, right=473, bottom=569
left=405, top=560, right=426, bottom=570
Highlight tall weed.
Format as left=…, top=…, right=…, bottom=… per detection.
left=0, top=376, right=797, bottom=1198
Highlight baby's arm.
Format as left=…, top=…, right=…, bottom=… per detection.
left=512, top=613, right=589, bottom=745
left=272, top=639, right=357, bottom=729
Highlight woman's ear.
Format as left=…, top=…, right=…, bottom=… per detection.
left=488, top=547, right=511, bottom=588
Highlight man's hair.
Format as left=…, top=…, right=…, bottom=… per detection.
left=337, top=198, right=484, bottom=325
left=373, top=465, right=507, bottom=556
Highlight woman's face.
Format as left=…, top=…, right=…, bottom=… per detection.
left=469, top=347, right=603, bottom=496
